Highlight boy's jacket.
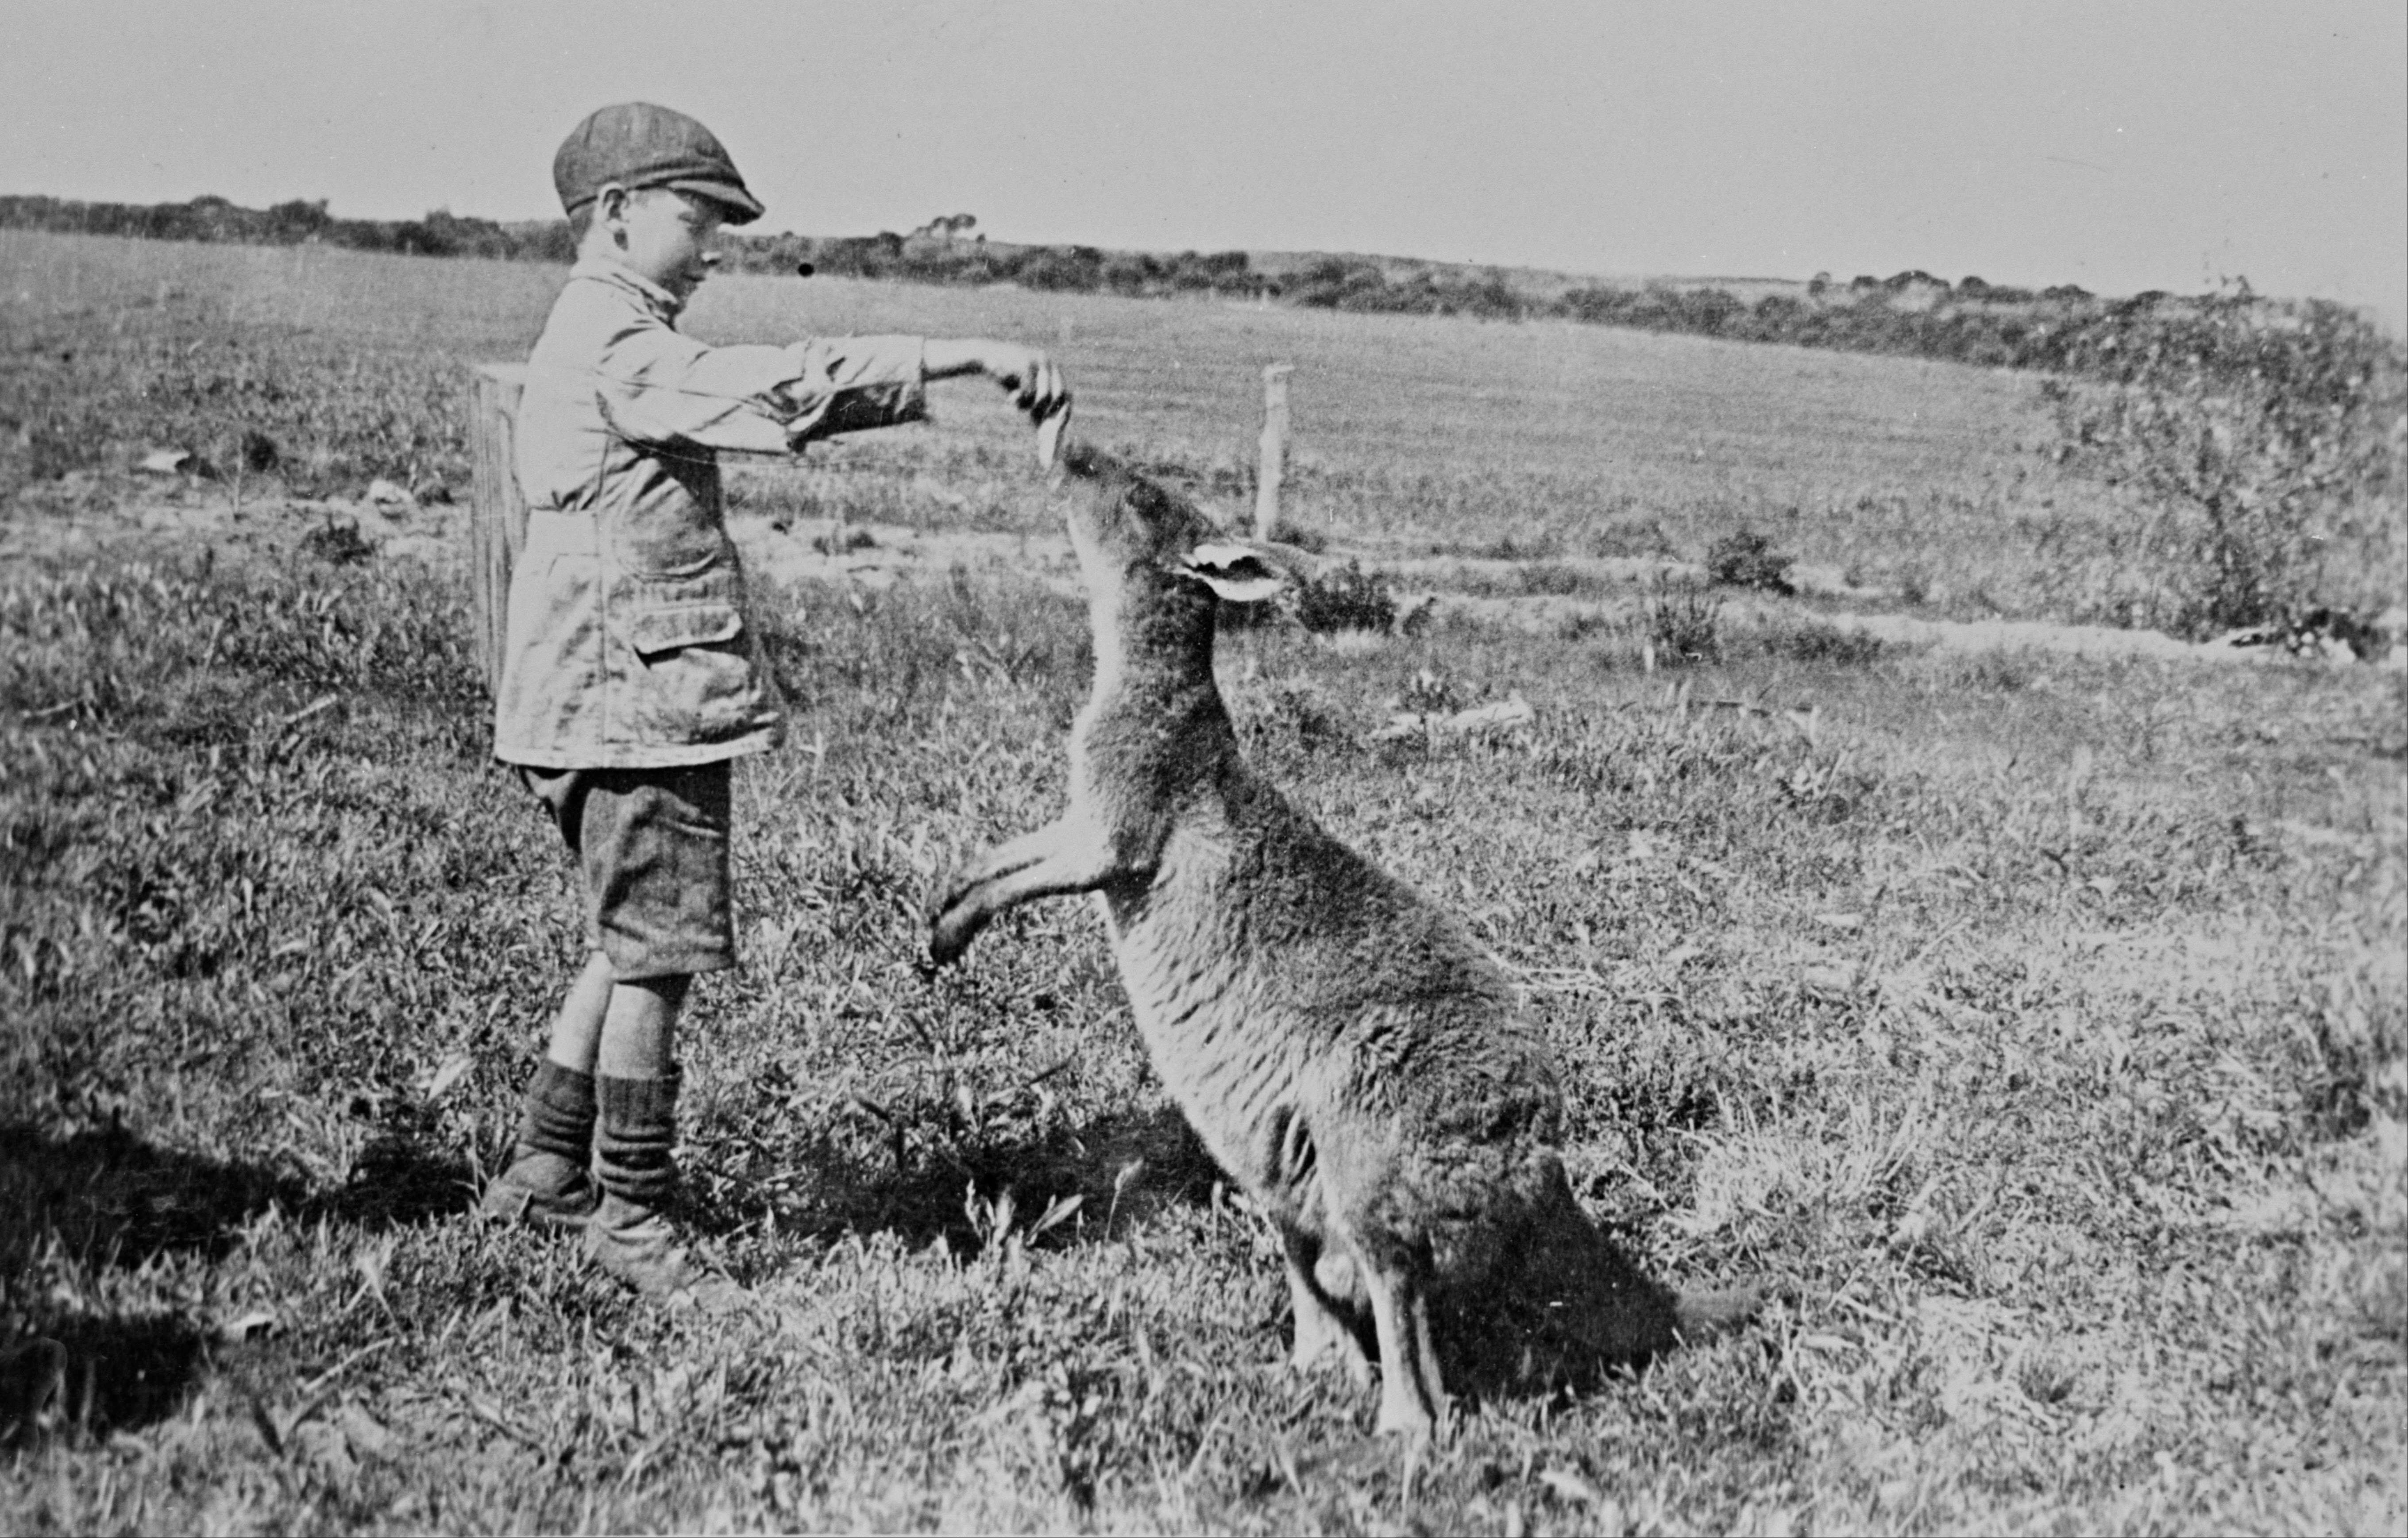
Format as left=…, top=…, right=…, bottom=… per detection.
left=496, top=258, right=925, bottom=767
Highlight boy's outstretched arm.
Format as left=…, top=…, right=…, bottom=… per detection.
left=780, top=338, right=1069, bottom=449
left=921, top=340, right=1071, bottom=422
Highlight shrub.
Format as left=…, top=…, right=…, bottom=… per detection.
left=1644, top=578, right=1721, bottom=665
left=1266, top=518, right=1330, bottom=555
left=2042, top=283, right=2407, bottom=636
left=1293, top=560, right=1396, bottom=634
left=1705, top=528, right=1797, bottom=595
left=1238, top=677, right=1353, bottom=756
left=812, top=526, right=878, bottom=555
left=300, top=514, right=374, bottom=565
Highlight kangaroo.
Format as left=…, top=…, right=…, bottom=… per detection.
left=928, top=445, right=1752, bottom=1441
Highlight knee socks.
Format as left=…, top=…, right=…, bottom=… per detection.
left=513, top=1061, right=596, bottom=1164
left=595, top=1072, right=681, bottom=1208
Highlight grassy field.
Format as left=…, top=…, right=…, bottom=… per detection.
left=5, top=230, right=2157, bottom=617
left=2, top=231, right=2404, bottom=1533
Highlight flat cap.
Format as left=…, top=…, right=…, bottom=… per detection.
left=553, top=102, right=765, bottom=225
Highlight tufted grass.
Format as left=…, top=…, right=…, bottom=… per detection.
left=2, top=229, right=2402, bottom=1532
left=3, top=517, right=2400, bottom=1532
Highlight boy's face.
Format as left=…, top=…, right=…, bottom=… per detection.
left=602, top=187, right=727, bottom=303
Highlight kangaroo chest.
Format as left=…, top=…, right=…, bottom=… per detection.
left=1102, top=837, right=1308, bottom=1193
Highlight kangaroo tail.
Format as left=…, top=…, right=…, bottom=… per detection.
left=1433, top=1174, right=1673, bottom=1394
left=1465, top=1173, right=1763, bottom=1388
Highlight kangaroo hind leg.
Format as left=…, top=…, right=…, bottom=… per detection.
left=1267, top=1110, right=1374, bottom=1387
left=1357, top=1243, right=1448, bottom=1442
left=1278, top=1225, right=1372, bottom=1389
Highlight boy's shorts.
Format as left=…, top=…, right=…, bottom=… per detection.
left=517, top=761, right=734, bottom=980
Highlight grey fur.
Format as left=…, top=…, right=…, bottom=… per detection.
left=930, top=445, right=1752, bottom=1440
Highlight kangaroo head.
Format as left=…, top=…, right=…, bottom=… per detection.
left=1058, top=443, right=1309, bottom=609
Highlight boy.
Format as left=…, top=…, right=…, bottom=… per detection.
left=479, top=102, right=1069, bottom=1306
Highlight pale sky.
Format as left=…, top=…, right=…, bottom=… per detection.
left=3, top=0, right=2402, bottom=328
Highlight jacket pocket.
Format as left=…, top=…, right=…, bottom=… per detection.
left=624, top=602, right=744, bottom=660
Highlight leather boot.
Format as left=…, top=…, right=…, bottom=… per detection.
left=587, top=1072, right=746, bottom=1312
left=479, top=1061, right=598, bottom=1229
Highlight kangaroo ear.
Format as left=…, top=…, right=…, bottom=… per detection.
left=1174, top=540, right=1294, bottom=604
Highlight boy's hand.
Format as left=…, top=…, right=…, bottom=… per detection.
left=925, top=340, right=1071, bottom=424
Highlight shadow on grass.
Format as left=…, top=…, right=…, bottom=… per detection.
left=0, top=1121, right=479, bottom=1273
left=324, top=1132, right=481, bottom=1231
left=0, top=1121, right=308, bottom=1271
left=713, top=1100, right=1762, bottom=1421
left=0, top=1119, right=479, bottom=1438
left=736, top=1102, right=1227, bottom=1253
left=1, top=1314, right=208, bottom=1441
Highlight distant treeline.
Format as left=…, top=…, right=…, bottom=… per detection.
left=0, top=193, right=578, bottom=263
left=735, top=227, right=1268, bottom=297
left=1289, top=258, right=2403, bottom=400
left=0, top=194, right=1265, bottom=296
left=4, top=193, right=2395, bottom=394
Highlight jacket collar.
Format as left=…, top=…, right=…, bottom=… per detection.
left=569, top=256, right=685, bottom=320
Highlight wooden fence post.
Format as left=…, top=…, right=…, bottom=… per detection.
left=1254, top=363, right=1292, bottom=540
left=467, top=363, right=529, bottom=695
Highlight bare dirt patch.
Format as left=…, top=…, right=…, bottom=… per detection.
left=2, top=471, right=465, bottom=570
left=14, top=476, right=2400, bottom=673
left=730, top=512, right=1083, bottom=601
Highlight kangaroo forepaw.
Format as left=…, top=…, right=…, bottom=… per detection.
left=926, top=904, right=987, bottom=968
